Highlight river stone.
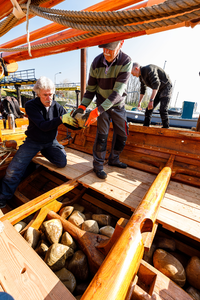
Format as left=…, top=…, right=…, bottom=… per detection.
left=35, top=240, right=49, bottom=257
left=55, top=268, right=76, bottom=293
left=155, top=237, right=176, bottom=252
left=92, top=214, right=111, bottom=226
left=73, top=203, right=85, bottom=213
left=68, top=250, right=89, bottom=281
left=99, top=225, right=114, bottom=237
left=81, top=220, right=99, bottom=233
left=59, top=206, right=74, bottom=219
left=186, top=256, right=200, bottom=290
left=42, top=219, right=63, bottom=244
left=61, top=232, right=77, bottom=250
left=68, top=210, right=86, bottom=228
left=14, top=221, right=27, bottom=232
left=186, top=286, right=200, bottom=300
left=169, top=251, right=189, bottom=269
left=74, top=113, right=86, bottom=128
left=84, top=212, right=93, bottom=220
left=75, top=282, right=90, bottom=295
left=44, top=243, right=74, bottom=271
left=153, top=249, right=186, bottom=287
left=24, top=227, right=41, bottom=249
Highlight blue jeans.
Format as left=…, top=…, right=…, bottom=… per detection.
left=0, top=293, right=14, bottom=300
left=0, top=138, right=67, bottom=201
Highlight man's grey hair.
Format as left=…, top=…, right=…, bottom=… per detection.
left=132, top=62, right=141, bottom=69
left=33, top=76, right=55, bottom=94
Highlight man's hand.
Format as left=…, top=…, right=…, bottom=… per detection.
left=82, top=107, right=100, bottom=127
left=137, top=103, right=142, bottom=111
left=148, top=100, right=154, bottom=110
left=62, top=112, right=78, bottom=127
left=72, top=105, right=86, bottom=118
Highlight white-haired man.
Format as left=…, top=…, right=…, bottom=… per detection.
left=0, top=76, right=78, bottom=208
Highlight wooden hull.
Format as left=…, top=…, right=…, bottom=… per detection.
left=0, top=122, right=200, bottom=300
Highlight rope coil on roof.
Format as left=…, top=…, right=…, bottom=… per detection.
left=0, top=0, right=200, bottom=53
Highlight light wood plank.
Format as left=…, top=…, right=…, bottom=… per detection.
left=32, top=148, right=200, bottom=242
left=33, top=148, right=93, bottom=180
left=157, top=207, right=200, bottom=242
left=0, top=220, right=76, bottom=300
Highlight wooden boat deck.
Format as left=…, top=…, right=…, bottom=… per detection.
left=33, top=147, right=200, bottom=243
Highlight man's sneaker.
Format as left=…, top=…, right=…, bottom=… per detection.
left=93, top=169, right=107, bottom=179
left=0, top=201, right=6, bottom=209
left=108, top=161, right=127, bottom=168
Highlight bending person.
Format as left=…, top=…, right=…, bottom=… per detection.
left=0, top=76, right=78, bottom=208
left=131, top=63, right=172, bottom=128
left=73, top=41, right=132, bottom=179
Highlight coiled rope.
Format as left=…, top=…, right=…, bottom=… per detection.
left=0, top=0, right=200, bottom=52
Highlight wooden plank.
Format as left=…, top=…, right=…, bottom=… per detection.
left=0, top=220, right=75, bottom=300
left=2, top=179, right=79, bottom=225
left=132, top=260, right=193, bottom=300
left=31, top=149, right=200, bottom=242
left=158, top=207, right=200, bottom=242
left=32, top=148, right=93, bottom=180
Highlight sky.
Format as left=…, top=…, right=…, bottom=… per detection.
left=1, top=0, right=200, bottom=110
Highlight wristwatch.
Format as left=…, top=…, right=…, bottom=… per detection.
left=149, top=99, right=154, bottom=102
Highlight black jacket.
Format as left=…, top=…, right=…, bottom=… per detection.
left=140, top=64, right=172, bottom=95
left=25, top=97, right=66, bottom=143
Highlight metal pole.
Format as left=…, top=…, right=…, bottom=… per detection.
left=81, top=48, right=87, bottom=103
left=54, top=72, right=61, bottom=85
left=75, top=90, right=80, bottom=108
left=163, top=60, right=167, bottom=70
left=174, top=92, right=179, bottom=107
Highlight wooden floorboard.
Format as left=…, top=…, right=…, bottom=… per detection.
left=33, top=148, right=200, bottom=242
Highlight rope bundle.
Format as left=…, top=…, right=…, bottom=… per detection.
left=0, top=0, right=200, bottom=53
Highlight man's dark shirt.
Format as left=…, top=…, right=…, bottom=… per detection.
left=25, top=97, right=66, bottom=143
left=140, top=64, right=172, bottom=95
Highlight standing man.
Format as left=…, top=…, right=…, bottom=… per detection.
left=73, top=40, right=132, bottom=179
left=0, top=76, right=78, bottom=208
left=131, top=63, right=172, bottom=128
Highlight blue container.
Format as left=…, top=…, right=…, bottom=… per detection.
left=181, top=101, right=195, bottom=119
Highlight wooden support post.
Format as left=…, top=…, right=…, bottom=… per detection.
left=81, top=48, right=87, bottom=101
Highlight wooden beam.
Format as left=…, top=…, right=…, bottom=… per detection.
left=0, top=179, right=78, bottom=225
left=1, top=0, right=147, bottom=62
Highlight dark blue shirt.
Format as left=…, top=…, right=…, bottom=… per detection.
left=25, top=97, right=66, bottom=143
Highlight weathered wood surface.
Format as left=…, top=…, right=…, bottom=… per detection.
left=58, top=123, right=200, bottom=187
left=131, top=260, right=193, bottom=300
left=33, top=147, right=200, bottom=242
left=0, top=220, right=76, bottom=300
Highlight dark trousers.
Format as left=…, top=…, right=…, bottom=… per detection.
left=93, top=107, right=128, bottom=170
left=0, top=138, right=66, bottom=201
left=144, top=83, right=172, bottom=128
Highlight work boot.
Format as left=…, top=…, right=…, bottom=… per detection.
left=93, top=169, right=107, bottom=179
left=108, top=161, right=127, bottom=168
